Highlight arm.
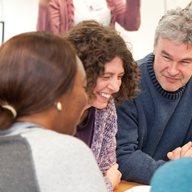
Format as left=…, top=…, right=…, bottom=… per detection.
left=39, top=0, right=50, bottom=6
left=95, top=99, right=121, bottom=191
left=28, top=130, right=107, bottom=192
left=104, top=101, right=122, bottom=190
left=114, top=0, right=141, bottom=31
left=70, top=139, right=108, bottom=192
left=48, top=0, right=61, bottom=34
left=37, top=0, right=51, bottom=31
left=95, top=99, right=118, bottom=172
left=116, top=100, right=165, bottom=184
left=105, top=163, right=122, bottom=191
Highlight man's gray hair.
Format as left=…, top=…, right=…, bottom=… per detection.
left=154, top=1, right=192, bottom=46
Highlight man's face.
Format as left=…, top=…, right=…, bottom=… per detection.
left=153, top=37, right=192, bottom=92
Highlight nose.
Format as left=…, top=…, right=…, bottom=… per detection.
left=167, top=62, right=179, bottom=76
left=108, top=78, right=121, bottom=93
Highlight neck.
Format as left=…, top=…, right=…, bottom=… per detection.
left=17, top=109, right=56, bottom=131
left=79, top=109, right=89, bottom=125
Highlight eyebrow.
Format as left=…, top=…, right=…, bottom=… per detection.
left=161, top=50, right=171, bottom=57
left=161, top=50, right=192, bottom=62
left=103, top=72, right=125, bottom=75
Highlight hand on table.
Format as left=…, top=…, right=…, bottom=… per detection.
left=105, top=163, right=122, bottom=189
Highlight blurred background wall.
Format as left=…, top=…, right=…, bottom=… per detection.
left=0, top=0, right=190, bottom=60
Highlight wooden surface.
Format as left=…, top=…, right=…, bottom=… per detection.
left=114, top=181, right=143, bottom=192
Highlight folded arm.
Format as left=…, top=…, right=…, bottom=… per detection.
left=116, top=100, right=165, bottom=184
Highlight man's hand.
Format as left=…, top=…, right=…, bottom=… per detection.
left=167, top=141, right=192, bottom=160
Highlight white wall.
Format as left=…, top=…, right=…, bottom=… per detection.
left=116, top=0, right=190, bottom=60
left=0, top=0, right=38, bottom=41
left=0, top=0, right=191, bottom=60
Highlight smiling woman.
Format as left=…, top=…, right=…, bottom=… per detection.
left=92, top=56, right=124, bottom=109
left=66, top=20, right=140, bottom=192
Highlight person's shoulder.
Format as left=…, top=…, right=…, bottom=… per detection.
left=21, top=128, right=97, bottom=170
left=21, top=129, right=107, bottom=192
left=137, top=53, right=154, bottom=66
left=21, top=128, right=91, bottom=154
left=151, top=158, right=192, bottom=192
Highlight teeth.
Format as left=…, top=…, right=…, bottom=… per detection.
left=100, top=92, right=111, bottom=99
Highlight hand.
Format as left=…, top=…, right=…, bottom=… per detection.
left=167, top=141, right=192, bottom=160
left=105, top=163, right=122, bottom=189
left=39, top=0, right=50, bottom=6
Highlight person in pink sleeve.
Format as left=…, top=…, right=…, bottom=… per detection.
left=37, top=0, right=141, bottom=35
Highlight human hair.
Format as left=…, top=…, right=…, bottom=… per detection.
left=66, top=20, right=140, bottom=104
left=154, top=2, right=192, bottom=46
left=0, top=32, right=77, bottom=130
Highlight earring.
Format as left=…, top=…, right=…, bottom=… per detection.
left=55, top=102, right=62, bottom=112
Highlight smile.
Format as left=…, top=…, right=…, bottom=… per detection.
left=166, top=76, right=180, bottom=82
left=99, top=92, right=111, bottom=99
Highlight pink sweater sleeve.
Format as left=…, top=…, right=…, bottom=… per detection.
left=48, top=0, right=61, bottom=34
left=37, top=3, right=51, bottom=31
left=110, top=0, right=141, bottom=31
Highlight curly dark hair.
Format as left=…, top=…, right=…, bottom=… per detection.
left=66, top=20, right=140, bottom=104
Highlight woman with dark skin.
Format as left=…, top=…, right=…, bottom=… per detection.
left=0, top=31, right=107, bottom=192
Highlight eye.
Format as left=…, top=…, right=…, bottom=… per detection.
left=102, top=75, right=111, bottom=80
left=163, top=55, right=171, bottom=62
left=180, top=60, right=191, bottom=66
left=118, top=75, right=124, bottom=80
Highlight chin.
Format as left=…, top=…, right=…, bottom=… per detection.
left=163, top=86, right=179, bottom=92
left=94, top=103, right=108, bottom=109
